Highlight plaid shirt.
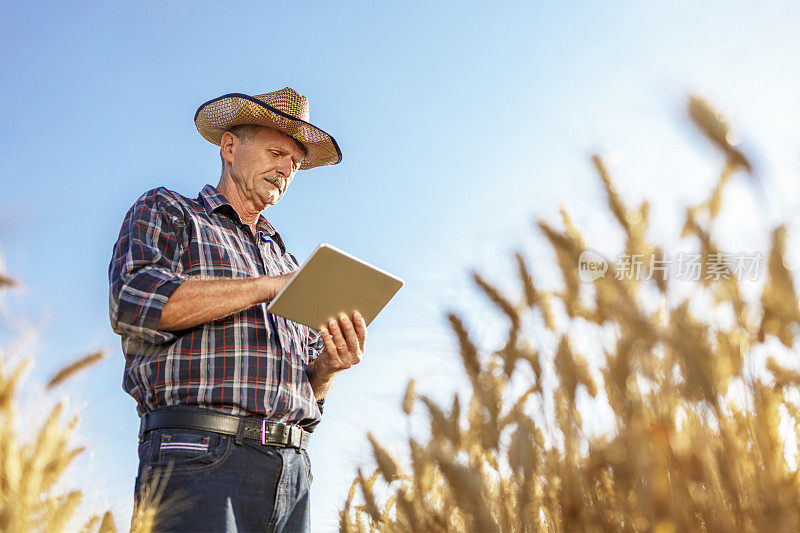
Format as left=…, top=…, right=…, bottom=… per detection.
left=108, top=184, right=325, bottom=429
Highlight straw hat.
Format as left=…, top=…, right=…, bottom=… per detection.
left=194, top=87, right=342, bottom=170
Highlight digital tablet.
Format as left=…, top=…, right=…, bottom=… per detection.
left=266, top=243, right=404, bottom=331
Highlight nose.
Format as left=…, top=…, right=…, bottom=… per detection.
left=275, top=157, right=294, bottom=179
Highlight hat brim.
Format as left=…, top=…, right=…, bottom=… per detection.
left=194, top=93, right=342, bottom=170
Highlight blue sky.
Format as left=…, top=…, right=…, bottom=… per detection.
left=2, top=1, right=800, bottom=530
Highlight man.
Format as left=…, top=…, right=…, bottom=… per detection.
left=109, top=87, right=365, bottom=532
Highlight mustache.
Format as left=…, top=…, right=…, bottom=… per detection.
left=265, top=175, right=285, bottom=191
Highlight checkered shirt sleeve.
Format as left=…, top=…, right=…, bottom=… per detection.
left=108, top=189, right=190, bottom=344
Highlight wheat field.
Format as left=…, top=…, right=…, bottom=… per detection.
left=0, top=292, right=168, bottom=531
left=1, top=95, right=798, bottom=532
left=339, top=96, right=800, bottom=532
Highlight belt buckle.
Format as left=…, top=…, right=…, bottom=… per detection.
left=288, top=425, right=300, bottom=448
left=261, top=419, right=272, bottom=446
left=260, top=420, right=301, bottom=447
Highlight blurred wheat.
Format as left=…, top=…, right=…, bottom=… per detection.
left=340, top=95, right=800, bottom=532
left=0, top=268, right=165, bottom=531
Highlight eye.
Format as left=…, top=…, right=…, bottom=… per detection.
left=270, top=150, right=280, bottom=157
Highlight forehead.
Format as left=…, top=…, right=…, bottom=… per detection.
left=252, top=126, right=306, bottom=157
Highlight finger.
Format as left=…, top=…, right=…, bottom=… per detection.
left=320, top=328, right=342, bottom=366
left=352, top=310, right=367, bottom=349
left=321, top=327, right=351, bottom=372
left=338, top=313, right=360, bottom=357
left=328, top=318, right=349, bottom=357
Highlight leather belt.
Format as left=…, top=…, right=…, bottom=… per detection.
left=139, top=406, right=311, bottom=450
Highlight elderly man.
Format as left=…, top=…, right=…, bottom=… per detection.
left=109, top=88, right=365, bottom=532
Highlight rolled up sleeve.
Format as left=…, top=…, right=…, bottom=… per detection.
left=108, top=189, right=189, bottom=344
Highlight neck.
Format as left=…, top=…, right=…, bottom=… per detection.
left=216, top=174, right=263, bottom=227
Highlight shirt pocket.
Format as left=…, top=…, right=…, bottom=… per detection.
left=185, top=220, right=257, bottom=278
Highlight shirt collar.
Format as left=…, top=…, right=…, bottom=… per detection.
left=198, top=184, right=286, bottom=255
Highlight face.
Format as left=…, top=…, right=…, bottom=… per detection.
left=220, top=126, right=306, bottom=211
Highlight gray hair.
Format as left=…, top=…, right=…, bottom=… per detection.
left=219, top=124, right=260, bottom=168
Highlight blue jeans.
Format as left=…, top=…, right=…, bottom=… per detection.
left=133, top=408, right=313, bottom=532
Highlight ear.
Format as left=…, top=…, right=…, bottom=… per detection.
left=220, top=131, right=237, bottom=165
